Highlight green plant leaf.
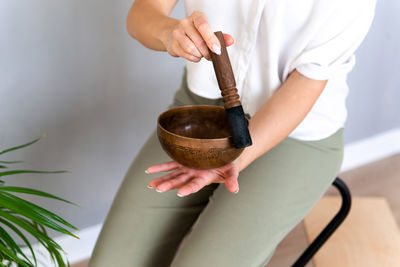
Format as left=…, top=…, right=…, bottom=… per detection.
left=0, top=134, right=45, bottom=155
left=0, top=217, right=37, bottom=266
left=0, top=161, right=23, bottom=164
left=0, top=192, right=79, bottom=237
left=32, top=222, right=68, bottom=267
left=34, top=234, right=61, bottom=266
left=0, top=226, right=33, bottom=265
left=0, top=210, right=63, bottom=251
left=1, top=190, right=79, bottom=232
left=37, top=223, right=49, bottom=241
left=0, top=232, right=15, bottom=253
left=0, top=226, right=19, bottom=255
left=48, top=245, right=67, bottom=267
left=0, top=192, right=72, bottom=235
left=0, top=170, right=67, bottom=177
left=0, top=135, right=77, bottom=267
left=0, top=241, right=30, bottom=267
left=0, top=186, right=78, bottom=206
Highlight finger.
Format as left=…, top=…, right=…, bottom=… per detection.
left=192, top=12, right=221, bottom=55
left=174, top=29, right=202, bottom=58
left=156, top=173, right=194, bottom=192
left=182, top=20, right=211, bottom=60
left=224, top=173, right=239, bottom=194
left=146, top=161, right=180, bottom=174
left=173, top=42, right=202, bottom=62
left=148, top=169, right=185, bottom=188
left=177, top=177, right=211, bottom=197
left=223, top=33, right=234, bottom=47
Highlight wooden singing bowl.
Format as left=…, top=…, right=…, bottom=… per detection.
left=157, top=105, right=244, bottom=169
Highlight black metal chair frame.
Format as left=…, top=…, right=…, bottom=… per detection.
left=292, top=177, right=352, bottom=267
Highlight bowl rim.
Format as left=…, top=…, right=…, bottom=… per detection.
left=157, top=105, right=233, bottom=142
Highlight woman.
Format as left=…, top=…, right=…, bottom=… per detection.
left=89, top=0, right=376, bottom=266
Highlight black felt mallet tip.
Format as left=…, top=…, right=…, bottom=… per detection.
left=226, top=105, right=252, bottom=148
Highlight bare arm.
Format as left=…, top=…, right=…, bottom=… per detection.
left=126, top=0, right=179, bottom=51
left=238, top=70, right=327, bottom=171
left=126, top=0, right=234, bottom=62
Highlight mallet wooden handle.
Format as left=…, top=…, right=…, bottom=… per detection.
left=209, top=31, right=252, bottom=149
left=209, top=32, right=241, bottom=109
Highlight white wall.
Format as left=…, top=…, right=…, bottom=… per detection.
left=0, top=0, right=186, bottom=238
left=345, top=0, right=400, bottom=142
left=1, top=0, right=399, bottom=241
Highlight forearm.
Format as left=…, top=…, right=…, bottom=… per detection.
left=126, top=0, right=179, bottom=51
left=238, top=70, right=327, bottom=172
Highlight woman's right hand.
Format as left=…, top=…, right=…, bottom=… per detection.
left=160, top=11, right=234, bottom=62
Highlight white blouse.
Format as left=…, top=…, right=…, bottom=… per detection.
left=183, top=0, right=376, bottom=140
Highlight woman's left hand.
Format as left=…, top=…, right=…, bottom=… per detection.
left=145, top=159, right=240, bottom=197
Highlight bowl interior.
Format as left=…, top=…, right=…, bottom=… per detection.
left=159, top=106, right=230, bottom=139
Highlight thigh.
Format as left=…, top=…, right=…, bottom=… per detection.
left=89, top=129, right=219, bottom=267
left=170, top=129, right=344, bottom=267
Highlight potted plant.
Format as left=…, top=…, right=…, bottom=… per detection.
left=0, top=135, right=79, bottom=267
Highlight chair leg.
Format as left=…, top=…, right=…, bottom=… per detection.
left=292, top=177, right=352, bottom=267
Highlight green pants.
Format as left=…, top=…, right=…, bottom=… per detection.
left=89, top=70, right=344, bottom=267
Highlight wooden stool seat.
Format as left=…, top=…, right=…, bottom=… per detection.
left=304, top=197, right=400, bottom=267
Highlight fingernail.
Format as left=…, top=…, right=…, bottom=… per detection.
left=156, top=188, right=163, bottom=193
left=234, top=188, right=239, bottom=194
left=212, top=44, right=221, bottom=55
left=177, top=193, right=185, bottom=197
left=147, top=185, right=154, bottom=189
left=145, top=170, right=149, bottom=174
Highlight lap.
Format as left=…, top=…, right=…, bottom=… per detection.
left=171, top=129, right=344, bottom=267
left=89, top=129, right=220, bottom=267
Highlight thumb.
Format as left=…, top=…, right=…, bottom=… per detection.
left=223, top=33, right=234, bottom=47
left=224, top=175, right=239, bottom=194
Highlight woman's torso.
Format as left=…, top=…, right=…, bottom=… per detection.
left=183, top=0, right=376, bottom=140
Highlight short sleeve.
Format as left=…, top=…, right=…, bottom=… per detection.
left=290, top=0, right=377, bottom=80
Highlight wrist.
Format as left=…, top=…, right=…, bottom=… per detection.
left=158, top=17, right=179, bottom=49
left=237, top=148, right=251, bottom=172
